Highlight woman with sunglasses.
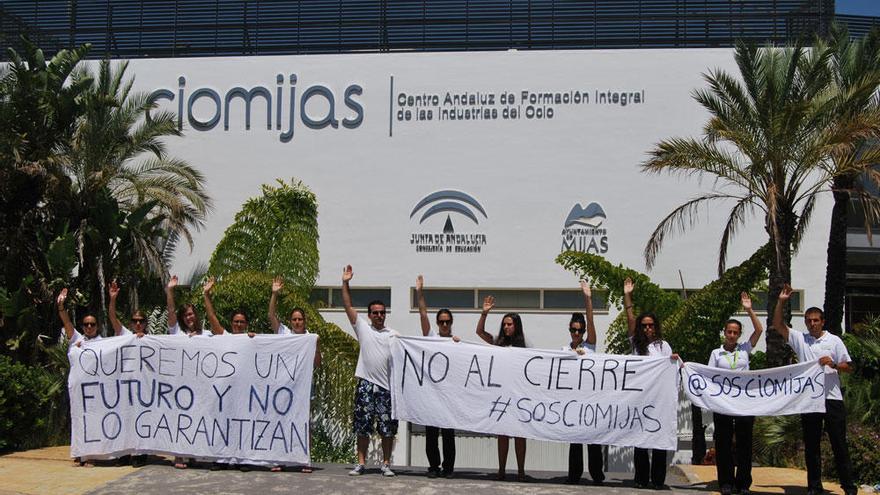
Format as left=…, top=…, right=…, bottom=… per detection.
left=565, top=281, right=605, bottom=486
left=415, top=275, right=460, bottom=479
left=108, top=280, right=148, bottom=338
left=623, top=277, right=679, bottom=490
left=476, top=295, right=528, bottom=482
left=268, top=275, right=321, bottom=473
left=710, top=292, right=762, bottom=495
left=57, top=288, right=101, bottom=467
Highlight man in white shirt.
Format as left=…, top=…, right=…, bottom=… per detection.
left=342, top=265, right=398, bottom=477
left=774, top=284, right=855, bottom=495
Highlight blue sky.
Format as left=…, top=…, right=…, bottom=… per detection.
left=836, top=0, right=880, bottom=16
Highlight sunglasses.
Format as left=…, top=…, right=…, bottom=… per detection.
left=569, top=327, right=585, bottom=333
left=437, top=320, right=453, bottom=325
left=131, top=318, right=146, bottom=323
left=641, top=323, right=655, bottom=328
left=370, top=310, right=386, bottom=316
left=82, top=322, right=97, bottom=328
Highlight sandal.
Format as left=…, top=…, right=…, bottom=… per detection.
left=173, top=456, right=188, bottom=469
left=301, top=466, right=313, bottom=473
left=270, top=465, right=283, bottom=472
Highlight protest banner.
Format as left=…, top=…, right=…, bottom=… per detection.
left=391, top=337, right=679, bottom=450
left=681, top=361, right=826, bottom=416
left=68, top=333, right=316, bottom=465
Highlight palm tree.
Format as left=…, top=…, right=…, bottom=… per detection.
left=61, top=59, right=212, bottom=320
left=819, top=26, right=880, bottom=334
left=641, top=41, right=875, bottom=366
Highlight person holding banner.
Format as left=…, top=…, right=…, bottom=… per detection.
left=342, top=265, right=399, bottom=477
left=108, top=280, right=148, bottom=338
left=624, top=277, right=677, bottom=490
left=710, top=292, right=763, bottom=495
left=476, top=295, right=528, bottom=482
left=268, top=275, right=321, bottom=473
left=165, top=275, right=206, bottom=338
left=58, top=288, right=102, bottom=468
left=774, top=284, right=856, bottom=495
left=203, top=276, right=252, bottom=336
left=416, top=274, right=460, bottom=479
left=564, top=281, right=605, bottom=486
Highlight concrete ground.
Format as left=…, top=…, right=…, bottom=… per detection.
left=0, top=447, right=862, bottom=495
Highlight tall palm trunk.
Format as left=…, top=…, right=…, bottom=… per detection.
left=765, top=212, right=796, bottom=368
left=823, top=174, right=852, bottom=335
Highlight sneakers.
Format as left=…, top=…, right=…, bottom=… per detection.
left=349, top=463, right=396, bottom=477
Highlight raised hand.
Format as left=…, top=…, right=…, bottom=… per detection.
left=272, top=276, right=284, bottom=294
left=482, top=295, right=495, bottom=313
left=580, top=280, right=592, bottom=297
left=203, top=276, right=215, bottom=295
left=416, top=274, right=424, bottom=291
left=623, top=277, right=634, bottom=295
left=108, top=280, right=120, bottom=299
left=342, top=265, right=353, bottom=283
left=740, top=292, right=752, bottom=310
left=779, top=283, right=793, bottom=301
left=56, top=288, right=68, bottom=308
left=167, top=275, right=178, bottom=291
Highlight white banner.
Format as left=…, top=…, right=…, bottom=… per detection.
left=391, top=337, right=679, bottom=450
left=681, top=361, right=826, bottom=416
left=68, top=334, right=316, bottom=464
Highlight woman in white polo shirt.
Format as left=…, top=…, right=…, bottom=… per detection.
left=709, top=292, right=763, bottom=495
left=565, top=281, right=605, bottom=486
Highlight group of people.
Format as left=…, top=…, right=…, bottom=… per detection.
left=57, top=275, right=319, bottom=471
left=58, top=269, right=856, bottom=495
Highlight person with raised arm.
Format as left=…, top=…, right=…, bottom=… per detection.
left=165, top=275, right=204, bottom=337
left=710, top=292, right=763, bottom=495
left=565, top=281, right=605, bottom=486
left=624, top=277, right=678, bottom=490
left=415, top=274, right=459, bottom=478
left=203, top=276, right=253, bottom=337
left=342, top=265, right=399, bottom=477
left=773, top=284, right=855, bottom=495
left=267, top=275, right=320, bottom=473
left=475, top=294, right=528, bottom=482
left=108, top=280, right=148, bottom=338
left=58, top=288, right=102, bottom=467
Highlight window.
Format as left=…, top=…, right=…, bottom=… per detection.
left=310, top=287, right=392, bottom=310
left=410, top=288, right=609, bottom=313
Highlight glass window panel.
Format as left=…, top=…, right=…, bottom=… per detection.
left=330, top=288, right=391, bottom=309
left=543, top=290, right=608, bottom=311
left=477, top=289, right=540, bottom=309
left=411, top=289, right=475, bottom=309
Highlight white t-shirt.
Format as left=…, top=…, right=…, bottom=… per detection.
left=708, top=342, right=753, bottom=371
left=561, top=341, right=596, bottom=353
left=168, top=323, right=211, bottom=337
left=62, top=328, right=102, bottom=351
left=277, top=323, right=310, bottom=335
left=353, top=316, right=398, bottom=390
left=118, top=325, right=133, bottom=337
left=629, top=336, right=673, bottom=357
left=787, top=330, right=851, bottom=401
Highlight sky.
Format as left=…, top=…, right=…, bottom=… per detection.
left=836, top=0, right=880, bottom=16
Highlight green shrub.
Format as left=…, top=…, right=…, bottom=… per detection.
left=0, top=355, right=68, bottom=451
left=820, top=422, right=880, bottom=485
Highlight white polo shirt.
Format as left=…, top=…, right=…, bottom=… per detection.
left=353, top=316, right=398, bottom=390
left=787, top=330, right=851, bottom=401
left=708, top=342, right=753, bottom=371
left=562, top=341, right=597, bottom=353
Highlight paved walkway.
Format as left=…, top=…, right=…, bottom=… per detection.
left=0, top=447, right=859, bottom=495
